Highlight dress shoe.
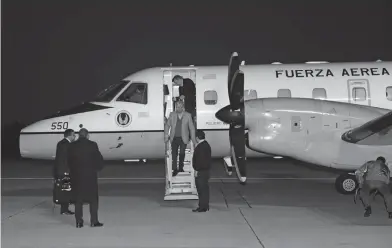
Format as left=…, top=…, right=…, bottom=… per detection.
left=61, top=210, right=74, bottom=215
left=90, top=222, right=103, bottom=227
left=178, top=168, right=184, bottom=172
left=172, top=170, right=178, bottom=176
left=364, top=207, right=371, bottom=217
left=76, top=222, right=83, bottom=228
left=192, top=207, right=209, bottom=212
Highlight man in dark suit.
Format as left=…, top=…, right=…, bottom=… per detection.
left=192, top=130, right=212, bottom=212
left=54, top=129, right=76, bottom=215
left=68, top=128, right=104, bottom=228
left=172, top=75, right=196, bottom=122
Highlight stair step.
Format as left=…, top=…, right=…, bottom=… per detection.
left=165, top=141, right=197, bottom=201
left=171, top=178, right=193, bottom=183
left=171, top=181, right=191, bottom=185
left=171, top=185, right=191, bottom=189
left=172, top=173, right=192, bottom=177
left=174, top=171, right=192, bottom=174
left=171, top=177, right=192, bottom=181
left=164, top=194, right=198, bottom=201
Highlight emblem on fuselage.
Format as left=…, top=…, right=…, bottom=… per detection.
left=115, top=110, right=132, bottom=127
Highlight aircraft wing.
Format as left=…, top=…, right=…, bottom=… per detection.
left=341, top=111, right=392, bottom=144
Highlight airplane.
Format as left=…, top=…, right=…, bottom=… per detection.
left=19, top=52, right=392, bottom=195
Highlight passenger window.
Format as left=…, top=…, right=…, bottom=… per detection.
left=117, top=82, right=148, bottom=104
left=244, top=89, right=257, bottom=100
left=352, top=87, right=366, bottom=101
left=277, top=89, right=291, bottom=98
left=204, top=90, right=217, bottom=105
left=312, top=88, right=327, bottom=99
left=386, top=87, right=392, bottom=101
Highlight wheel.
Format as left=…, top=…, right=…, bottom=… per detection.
left=335, top=173, right=358, bottom=195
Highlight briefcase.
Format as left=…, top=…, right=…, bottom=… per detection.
left=53, top=175, right=74, bottom=205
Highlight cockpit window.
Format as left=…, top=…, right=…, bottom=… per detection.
left=116, top=82, right=148, bottom=104
left=93, top=81, right=128, bottom=102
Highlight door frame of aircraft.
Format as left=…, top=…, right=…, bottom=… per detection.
left=347, top=79, right=371, bottom=106
left=162, top=69, right=197, bottom=118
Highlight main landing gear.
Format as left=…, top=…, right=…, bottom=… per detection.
left=335, top=172, right=359, bottom=195
left=224, top=155, right=360, bottom=195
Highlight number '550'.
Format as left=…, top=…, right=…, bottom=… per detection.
left=51, top=122, right=69, bottom=130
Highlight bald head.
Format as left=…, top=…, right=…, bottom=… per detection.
left=79, top=128, right=89, bottom=139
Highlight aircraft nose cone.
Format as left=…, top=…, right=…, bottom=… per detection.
left=215, top=105, right=244, bottom=125
left=215, top=105, right=232, bottom=123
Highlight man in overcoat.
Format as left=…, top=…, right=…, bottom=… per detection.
left=54, top=129, right=75, bottom=215
left=68, top=128, right=104, bottom=228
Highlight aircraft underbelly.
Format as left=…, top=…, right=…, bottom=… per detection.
left=92, top=132, right=165, bottom=160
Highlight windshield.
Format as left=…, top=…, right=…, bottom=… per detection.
left=93, top=81, right=129, bottom=102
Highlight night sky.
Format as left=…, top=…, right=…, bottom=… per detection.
left=2, top=1, right=392, bottom=125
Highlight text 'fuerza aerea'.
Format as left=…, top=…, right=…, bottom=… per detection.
left=275, top=68, right=390, bottom=78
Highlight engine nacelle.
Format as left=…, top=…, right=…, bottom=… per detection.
left=244, top=97, right=391, bottom=170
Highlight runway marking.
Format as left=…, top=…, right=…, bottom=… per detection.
left=2, top=200, right=47, bottom=221
left=239, top=208, right=265, bottom=248
left=238, top=191, right=252, bottom=208
left=219, top=189, right=229, bottom=208
left=1, top=177, right=336, bottom=180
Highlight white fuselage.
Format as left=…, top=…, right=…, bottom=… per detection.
left=20, top=61, right=392, bottom=164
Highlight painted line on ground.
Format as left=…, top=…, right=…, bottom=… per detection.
left=1, top=177, right=336, bottom=180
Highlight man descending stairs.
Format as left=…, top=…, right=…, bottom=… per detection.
left=164, top=101, right=198, bottom=200
left=164, top=141, right=198, bottom=200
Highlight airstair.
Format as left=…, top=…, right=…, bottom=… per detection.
left=164, top=141, right=198, bottom=200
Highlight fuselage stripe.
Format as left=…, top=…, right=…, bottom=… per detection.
left=20, top=128, right=230, bottom=135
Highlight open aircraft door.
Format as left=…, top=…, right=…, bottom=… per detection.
left=162, top=68, right=198, bottom=200
left=162, top=69, right=196, bottom=119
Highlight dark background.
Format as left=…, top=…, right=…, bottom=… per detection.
left=2, top=1, right=392, bottom=158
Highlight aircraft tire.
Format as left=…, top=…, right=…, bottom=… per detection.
left=335, top=173, right=358, bottom=195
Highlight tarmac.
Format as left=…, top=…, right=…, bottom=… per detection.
left=2, top=157, right=392, bottom=248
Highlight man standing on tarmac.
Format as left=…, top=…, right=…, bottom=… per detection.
left=355, top=156, right=392, bottom=218
left=192, top=130, right=211, bottom=212
left=68, top=128, right=104, bottom=228
left=54, top=129, right=76, bottom=215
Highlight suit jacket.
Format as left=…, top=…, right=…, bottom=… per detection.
left=192, top=140, right=212, bottom=171
left=54, top=138, right=71, bottom=177
left=68, top=137, right=104, bottom=202
left=178, top=78, right=196, bottom=111
left=164, top=111, right=196, bottom=144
